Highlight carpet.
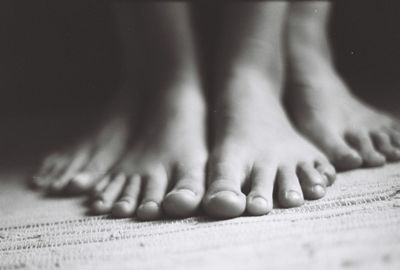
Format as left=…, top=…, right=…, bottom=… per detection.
left=1, top=162, right=400, bottom=270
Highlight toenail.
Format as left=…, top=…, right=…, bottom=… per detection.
left=210, top=190, right=238, bottom=200
left=347, top=151, right=361, bottom=160
left=321, top=174, right=330, bottom=185
left=250, top=196, right=268, bottom=209
left=311, top=184, right=326, bottom=196
left=73, top=173, right=91, bottom=184
left=117, top=198, right=132, bottom=204
left=92, top=199, right=105, bottom=211
left=115, top=200, right=129, bottom=209
left=284, top=190, right=301, bottom=202
left=138, top=201, right=159, bottom=211
left=170, top=188, right=196, bottom=197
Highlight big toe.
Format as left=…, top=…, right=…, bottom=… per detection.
left=163, top=188, right=201, bottom=218
left=163, top=163, right=206, bottom=218
left=203, top=157, right=247, bottom=218
left=203, top=188, right=246, bottom=219
left=137, top=201, right=162, bottom=220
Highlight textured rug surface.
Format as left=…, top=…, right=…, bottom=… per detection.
left=1, top=163, right=400, bottom=270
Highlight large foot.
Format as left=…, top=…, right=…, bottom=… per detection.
left=32, top=91, right=132, bottom=195
left=90, top=80, right=208, bottom=220
left=286, top=3, right=400, bottom=171
left=203, top=71, right=336, bottom=219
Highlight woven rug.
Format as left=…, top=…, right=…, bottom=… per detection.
left=1, top=162, right=400, bottom=270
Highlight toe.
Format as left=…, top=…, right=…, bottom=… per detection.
left=388, top=129, right=400, bottom=148
left=32, top=154, right=65, bottom=189
left=391, top=121, right=400, bottom=132
left=316, top=132, right=362, bottom=171
left=297, top=162, right=327, bottom=200
left=112, top=175, right=141, bottom=218
left=314, top=159, right=336, bottom=186
left=136, top=166, right=168, bottom=221
left=371, top=131, right=400, bottom=161
left=277, top=166, right=304, bottom=208
left=203, top=158, right=246, bottom=219
left=69, top=142, right=125, bottom=194
left=346, top=131, right=386, bottom=167
left=246, top=164, right=275, bottom=216
left=48, top=148, right=91, bottom=194
left=163, top=163, right=206, bottom=218
left=67, top=172, right=102, bottom=194
left=91, top=174, right=126, bottom=214
left=91, top=174, right=111, bottom=198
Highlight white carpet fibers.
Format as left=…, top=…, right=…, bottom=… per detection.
left=1, top=163, right=400, bottom=270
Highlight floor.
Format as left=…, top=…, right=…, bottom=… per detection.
left=1, top=159, right=400, bottom=269
left=1, top=103, right=400, bottom=270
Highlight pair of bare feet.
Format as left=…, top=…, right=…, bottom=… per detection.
left=32, top=2, right=400, bottom=220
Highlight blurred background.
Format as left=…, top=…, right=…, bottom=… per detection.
left=1, top=1, right=400, bottom=165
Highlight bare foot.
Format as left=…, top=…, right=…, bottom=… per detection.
left=285, top=2, right=400, bottom=171
left=32, top=88, right=133, bottom=195
left=90, top=79, right=208, bottom=220
left=202, top=70, right=336, bottom=219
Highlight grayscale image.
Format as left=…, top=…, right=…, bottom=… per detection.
left=1, top=1, right=400, bottom=269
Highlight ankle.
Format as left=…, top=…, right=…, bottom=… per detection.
left=218, top=64, right=282, bottom=89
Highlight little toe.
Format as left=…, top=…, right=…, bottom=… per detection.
left=277, top=166, right=304, bottom=208
left=371, top=131, right=400, bottom=161
left=91, top=174, right=126, bottom=214
left=314, top=159, right=336, bottom=186
left=346, top=131, right=386, bottom=167
left=48, top=150, right=91, bottom=194
left=32, top=155, right=65, bottom=188
left=36, top=154, right=59, bottom=177
left=246, top=165, right=275, bottom=216
left=297, top=162, right=327, bottom=200
left=136, top=168, right=168, bottom=221
left=112, top=175, right=141, bottom=218
left=203, top=160, right=247, bottom=219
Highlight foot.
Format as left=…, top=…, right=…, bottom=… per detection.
left=286, top=6, right=400, bottom=171
left=203, top=70, right=336, bottom=219
left=90, top=79, right=208, bottom=220
left=32, top=89, right=133, bottom=195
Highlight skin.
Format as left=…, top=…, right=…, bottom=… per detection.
left=36, top=1, right=397, bottom=221
left=32, top=90, right=134, bottom=195
left=32, top=2, right=145, bottom=196
left=36, top=2, right=341, bottom=220
left=90, top=2, right=208, bottom=220
left=202, top=2, right=336, bottom=219
left=285, top=1, right=400, bottom=171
